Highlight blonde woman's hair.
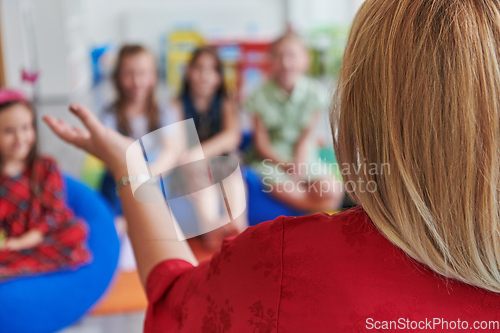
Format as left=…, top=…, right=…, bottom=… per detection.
left=332, top=0, right=500, bottom=292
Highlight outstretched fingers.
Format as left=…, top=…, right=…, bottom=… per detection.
left=42, top=115, right=90, bottom=150
left=68, top=103, right=103, bottom=135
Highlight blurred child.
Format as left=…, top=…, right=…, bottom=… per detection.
left=99, top=44, right=183, bottom=270
left=174, top=46, right=247, bottom=249
left=0, top=89, right=90, bottom=277
left=246, top=31, right=344, bottom=211
left=100, top=44, right=182, bottom=212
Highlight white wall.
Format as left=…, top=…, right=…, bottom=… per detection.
left=288, top=0, right=358, bottom=32
left=1, top=0, right=360, bottom=93
left=0, top=0, right=29, bottom=89
left=1, top=0, right=91, bottom=99
left=81, top=0, right=359, bottom=54
left=82, top=0, right=287, bottom=54
left=31, top=0, right=90, bottom=99
left=31, top=0, right=71, bottom=98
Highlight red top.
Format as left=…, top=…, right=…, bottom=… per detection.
left=145, top=207, right=500, bottom=332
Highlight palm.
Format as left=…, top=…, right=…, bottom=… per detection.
left=43, top=104, right=133, bottom=174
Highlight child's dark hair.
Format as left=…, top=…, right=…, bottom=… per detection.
left=179, top=46, right=227, bottom=99
left=112, top=44, right=159, bottom=136
left=0, top=101, right=41, bottom=196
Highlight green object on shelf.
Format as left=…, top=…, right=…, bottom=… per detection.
left=308, top=25, right=350, bottom=79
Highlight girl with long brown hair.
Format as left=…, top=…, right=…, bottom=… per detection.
left=100, top=45, right=182, bottom=218
left=99, top=45, right=183, bottom=270
left=173, top=46, right=246, bottom=249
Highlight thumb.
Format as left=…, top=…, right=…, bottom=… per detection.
left=69, top=103, right=102, bottom=135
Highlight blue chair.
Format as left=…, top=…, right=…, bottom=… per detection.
left=0, top=175, right=120, bottom=333
left=243, top=167, right=306, bottom=226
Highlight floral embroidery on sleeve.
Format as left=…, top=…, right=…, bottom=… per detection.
left=201, top=296, right=234, bottom=333
left=253, top=261, right=280, bottom=282
left=247, top=300, right=277, bottom=333
left=171, top=297, right=189, bottom=331
left=207, top=238, right=235, bottom=280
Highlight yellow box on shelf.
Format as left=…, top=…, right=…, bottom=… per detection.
left=166, top=30, right=205, bottom=94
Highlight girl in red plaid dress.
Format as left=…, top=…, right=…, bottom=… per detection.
left=0, top=89, right=91, bottom=278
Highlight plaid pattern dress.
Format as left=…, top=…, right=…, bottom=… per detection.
left=0, top=156, right=91, bottom=278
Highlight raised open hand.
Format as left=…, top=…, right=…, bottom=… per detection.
left=43, top=104, right=133, bottom=177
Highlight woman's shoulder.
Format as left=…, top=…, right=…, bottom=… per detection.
left=283, top=206, right=373, bottom=233
left=144, top=216, right=286, bottom=332
left=280, top=206, right=387, bottom=254
left=234, top=207, right=376, bottom=254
